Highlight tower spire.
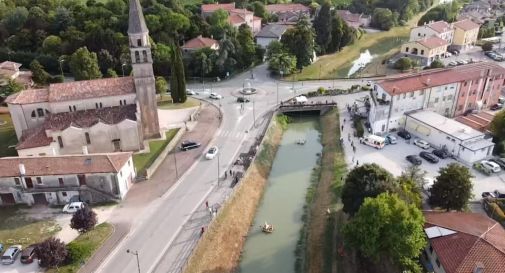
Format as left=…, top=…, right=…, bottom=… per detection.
left=128, top=0, right=148, bottom=34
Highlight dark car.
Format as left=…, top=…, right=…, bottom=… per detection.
left=406, top=155, right=422, bottom=165
left=482, top=192, right=496, bottom=198
left=489, top=158, right=505, bottom=169
left=397, top=130, right=411, bottom=140
left=433, top=149, right=450, bottom=159
left=237, top=97, right=250, bottom=103
left=419, top=151, right=439, bottom=163
left=494, top=190, right=505, bottom=198
left=180, top=141, right=201, bottom=151
left=490, top=103, right=503, bottom=111
left=20, top=246, right=36, bottom=264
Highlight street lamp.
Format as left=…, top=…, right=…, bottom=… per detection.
left=121, top=63, right=126, bottom=77
left=126, top=249, right=141, bottom=273
left=58, top=58, right=64, bottom=78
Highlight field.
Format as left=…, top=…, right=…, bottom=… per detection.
left=158, top=96, right=201, bottom=110
left=0, top=113, right=18, bottom=157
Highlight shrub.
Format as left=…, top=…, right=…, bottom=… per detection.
left=70, top=206, right=97, bottom=233
left=482, top=41, right=494, bottom=52
left=317, top=87, right=326, bottom=94
left=67, top=241, right=93, bottom=264
left=395, top=57, right=413, bottom=71
left=488, top=202, right=505, bottom=222
left=36, top=237, right=68, bottom=268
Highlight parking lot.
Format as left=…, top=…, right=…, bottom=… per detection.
left=341, top=114, right=505, bottom=202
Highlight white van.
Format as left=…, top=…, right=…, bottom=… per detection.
left=359, top=134, right=386, bottom=149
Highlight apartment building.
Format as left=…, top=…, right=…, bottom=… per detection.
left=401, top=36, right=449, bottom=66
left=409, top=21, right=454, bottom=43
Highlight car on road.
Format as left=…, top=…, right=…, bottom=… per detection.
left=494, top=190, right=505, bottom=198
left=385, top=134, right=397, bottom=144
left=186, top=89, right=196, bottom=95
left=419, top=151, right=439, bottom=163
left=406, top=155, right=422, bottom=165
left=448, top=61, right=458, bottom=66
left=397, top=130, right=411, bottom=140
left=433, top=149, right=450, bottom=159
left=489, top=157, right=505, bottom=169
left=1, top=245, right=22, bottom=265
left=205, top=146, right=219, bottom=160
left=20, top=246, right=37, bottom=264
left=237, top=97, right=250, bottom=103
left=209, top=92, right=223, bottom=100
left=413, top=139, right=430, bottom=149
left=180, top=141, right=201, bottom=151
left=482, top=191, right=496, bottom=198
left=490, top=103, right=503, bottom=111
left=62, top=202, right=86, bottom=213
left=481, top=160, right=501, bottom=173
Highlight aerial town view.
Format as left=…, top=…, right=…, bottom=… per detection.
left=1, top=0, right=505, bottom=272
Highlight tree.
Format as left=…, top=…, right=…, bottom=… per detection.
left=237, top=24, right=256, bottom=68
left=69, top=47, right=102, bottom=81
left=341, top=163, right=396, bottom=216
left=266, top=40, right=285, bottom=60
left=429, top=59, right=445, bottom=69
left=36, top=237, right=68, bottom=268
left=70, top=206, right=97, bottom=233
left=30, top=60, right=50, bottom=85
left=155, top=76, right=168, bottom=94
left=327, top=14, right=355, bottom=53
left=268, top=52, right=297, bottom=75
left=252, top=1, right=268, bottom=20
left=372, top=8, right=395, bottom=31
left=343, top=193, right=426, bottom=273
left=281, top=16, right=315, bottom=69
left=0, top=79, right=23, bottom=96
left=42, top=35, right=62, bottom=56
left=396, top=165, right=425, bottom=208
left=429, top=163, right=474, bottom=211
left=482, top=41, right=494, bottom=52
left=2, top=7, right=29, bottom=34
left=490, top=110, right=505, bottom=155
left=395, top=57, right=413, bottom=71
left=105, top=68, right=118, bottom=78
left=170, top=41, right=187, bottom=103
left=313, top=1, right=332, bottom=54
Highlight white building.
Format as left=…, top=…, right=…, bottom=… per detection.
left=405, top=110, right=494, bottom=163
left=0, top=153, right=134, bottom=206
left=255, top=24, right=291, bottom=48
left=409, top=21, right=454, bottom=43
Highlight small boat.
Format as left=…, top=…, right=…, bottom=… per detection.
left=296, top=139, right=306, bottom=145
left=260, top=222, right=274, bottom=233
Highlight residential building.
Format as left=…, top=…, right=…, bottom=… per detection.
left=228, top=9, right=262, bottom=34
left=266, top=3, right=311, bottom=23
left=255, top=24, right=291, bottom=48
left=182, top=35, right=219, bottom=53
left=335, top=10, right=371, bottom=29
left=409, top=21, right=454, bottom=43
left=0, top=61, right=33, bottom=88
left=200, top=3, right=236, bottom=18
left=405, top=111, right=494, bottom=163
left=400, top=36, right=449, bottom=66
left=5, top=0, right=160, bottom=156
left=454, top=111, right=495, bottom=132
left=0, top=153, right=134, bottom=206
left=423, top=211, right=505, bottom=273
left=369, top=62, right=505, bottom=134
left=452, top=19, right=480, bottom=51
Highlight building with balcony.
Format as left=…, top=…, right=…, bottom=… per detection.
left=400, top=36, right=449, bottom=66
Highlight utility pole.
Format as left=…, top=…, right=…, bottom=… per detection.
left=126, top=249, right=141, bottom=273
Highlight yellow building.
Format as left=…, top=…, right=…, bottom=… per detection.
left=400, top=36, right=449, bottom=66
left=452, top=19, right=480, bottom=51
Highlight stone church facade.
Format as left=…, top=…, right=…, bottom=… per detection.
left=5, top=0, right=160, bottom=157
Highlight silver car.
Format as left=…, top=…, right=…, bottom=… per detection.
left=1, top=245, right=22, bottom=265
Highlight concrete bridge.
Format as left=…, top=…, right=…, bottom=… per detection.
left=278, top=101, right=338, bottom=115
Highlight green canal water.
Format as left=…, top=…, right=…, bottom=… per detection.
left=239, top=116, right=322, bottom=273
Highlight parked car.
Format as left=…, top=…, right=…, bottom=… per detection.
left=180, top=141, right=201, bottom=151
left=489, top=158, right=505, bottom=169
left=209, top=92, right=223, bottom=99
left=448, top=49, right=459, bottom=55
left=237, top=97, right=250, bottom=103
left=186, top=89, right=196, bottom=95
left=385, top=134, right=397, bottom=144
left=205, top=146, right=219, bottom=160
left=481, top=160, right=501, bottom=173
left=413, top=139, right=430, bottom=149
left=20, top=246, right=37, bottom=264
left=397, top=130, right=411, bottom=139
left=62, top=202, right=86, bottom=213
left=0, top=244, right=3, bottom=254
left=490, top=103, right=503, bottom=111
left=457, top=60, right=467, bottom=65
left=482, top=192, right=496, bottom=198
left=419, top=151, right=439, bottom=163
left=494, top=190, right=505, bottom=198
left=448, top=61, right=458, bottom=66
left=1, top=245, right=22, bottom=265
left=406, top=155, right=422, bottom=165
left=433, top=149, right=450, bottom=159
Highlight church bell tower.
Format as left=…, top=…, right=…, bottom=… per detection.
left=128, top=0, right=160, bottom=139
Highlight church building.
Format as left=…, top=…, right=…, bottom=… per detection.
left=5, top=0, right=160, bottom=157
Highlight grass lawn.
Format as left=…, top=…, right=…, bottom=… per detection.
left=158, top=96, right=201, bottom=110
left=133, top=129, right=180, bottom=175
left=0, top=206, right=61, bottom=248
left=47, top=223, right=113, bottom=273
left=0, top=113, right=18, bottom=157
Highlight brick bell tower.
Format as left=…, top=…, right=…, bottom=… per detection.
left=128, top=0, right=160, bottom=139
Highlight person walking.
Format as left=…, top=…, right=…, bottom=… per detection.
left=205, top=201, right=209, bottom=209
left=341, top=125, right=344, bottom=131
left=200, top=227, right=205, bottom=237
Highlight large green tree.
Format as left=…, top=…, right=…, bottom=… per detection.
left=268, top=52, right=297, bottom=75
left=237, top=24, right=256, bottom=68
left=344, top=193, right=426, bottom=273
left=281, top=16, right=315, bottom=69
left=69, top=47, right=102, bottom=81
left=371, top=8, right=396, bottom=31
left=429, top=163, right=473, bottom=211
left=490, top=110, right=505, bottom=155
left=170, top=41, right=187, bottom=103
left=313, top=1, right=332, bottom=54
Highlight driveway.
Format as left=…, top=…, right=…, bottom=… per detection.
left=0, top=262, right=42, bottom=273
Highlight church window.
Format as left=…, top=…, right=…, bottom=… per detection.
left=96, top=103, right=99, bottom=109
left=73, top=105, right=77, bottom=111
left=31, top=110, right=36, bottom=118
left=120, top=100, right=123, bottom=106
left=137, top=39, right=142, bottom=47
left=123, top=99, right=126, bottom=105
left=142, top=50, right=148, bottom=62
left=58, top=136, right=64, bottom=148
left=37, top=108, right=44, bottom=117
left=69, top=106, right=72, bottom=112
left=100, top=102, right=103, bottom=108
left=85, top=132, right=91, bottom=144
left=135, top=51, right=140, bottom=63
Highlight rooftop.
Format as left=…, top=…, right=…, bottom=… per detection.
left=182, top=36, right=218, bottom=49
left=0, top=61, right=21, bottom=71
left=424, top=20, right=452, bottom=33
left=0, top=153, right=132, bottom=178
left=417, top=36, right=449, bottom=49
left=255, top=24, right=290, bottom=38
left=128, top=0, right=148, bottom=34
left=407, top=110, right=483, bottom=140
left=201, top=3, right=235, bottom=13
left=424, top=211, right=505, bottom=273
left=453, top=19, right=480, bottom=31
left=266, top=3, right=311, bottom=13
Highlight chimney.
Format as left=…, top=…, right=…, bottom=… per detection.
left=19, top=164, right=26, bottom=176
left=82, top=146, right=88, bottom=155
left=473, top=262, right=485, bottom=273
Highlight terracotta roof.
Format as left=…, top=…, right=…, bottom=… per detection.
left=229, top=8, right=253, bottom=15
left=336, top=10, right=361, bottom=23
left=48, top=77, right=135, bottom=102
left=44, top=105, right=137, bottom=131
left=17, top=126, right=53, bottom=150
left=0, top=153, right=132, bottom=177
left=266, top=3, right=310, bottom=13
left=0, top=61, right=21, bottom=71
left=378, top=62, right=505, bottom=95
left=182, top=36, right=218, bottom=49
left=417, top=36, right=449, bottom=49
left=424, top=211, right=505, bottom=273
left=453, top=19, right=480, bottom=31
left=201, top=3, right=235, bottom=13
left=427, top=20, right=452, bottom=33
left=5, top=88, right=49, bottom=104
left=229, top=14, right=246, bottom=25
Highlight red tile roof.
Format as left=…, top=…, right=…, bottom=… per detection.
left=0, top=61, right=21, bottom=71
left=424, top=211, right=505, bottom=273
left=378, top=62, right=505, bottom=95
left=17, top=126, right=53, bottom=150
left=336, top=10, right=361, bottom=23
left=5, top=88, right=49, bottom=104
left=453, top=19, right=480, bottom=31
left=182, top=36, right=218, bottom=50
left=229, top=14, right=246, bottom=25
left=266, top=3, right=310, bottom=13
left=0, top=153, right=132, bottom=177
left=417, top=36, right=448, bottom=49
left=201, top=3, right=235, bottom=13
left=428, top=21, right=452, bottom=33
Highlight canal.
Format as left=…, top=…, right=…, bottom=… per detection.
left=239, top=116, right=322, bottom=273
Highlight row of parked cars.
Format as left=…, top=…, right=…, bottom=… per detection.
left=474, top=158, right=505, bottom=175
left=393, top=130, right=454, bottom=166
left=485, top=51, right=504, bottom=61
left=0, top=244, right=36, bottom=265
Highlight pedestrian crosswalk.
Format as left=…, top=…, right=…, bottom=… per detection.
left=219, top=130, right=247, bottom=139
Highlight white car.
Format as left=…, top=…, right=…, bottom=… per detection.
left=481, top=160, right=501, bottom=173
left=413, top=139, right=430, bottom=149
left=62, top=202, right=86, bottom=213
left=448, top=61, right=458, bottom=66
left=186, top=89, right=196, bottom=95
left=205, top=146, right=219, bottom=160
left=209, top=93, right=223, bottom=100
